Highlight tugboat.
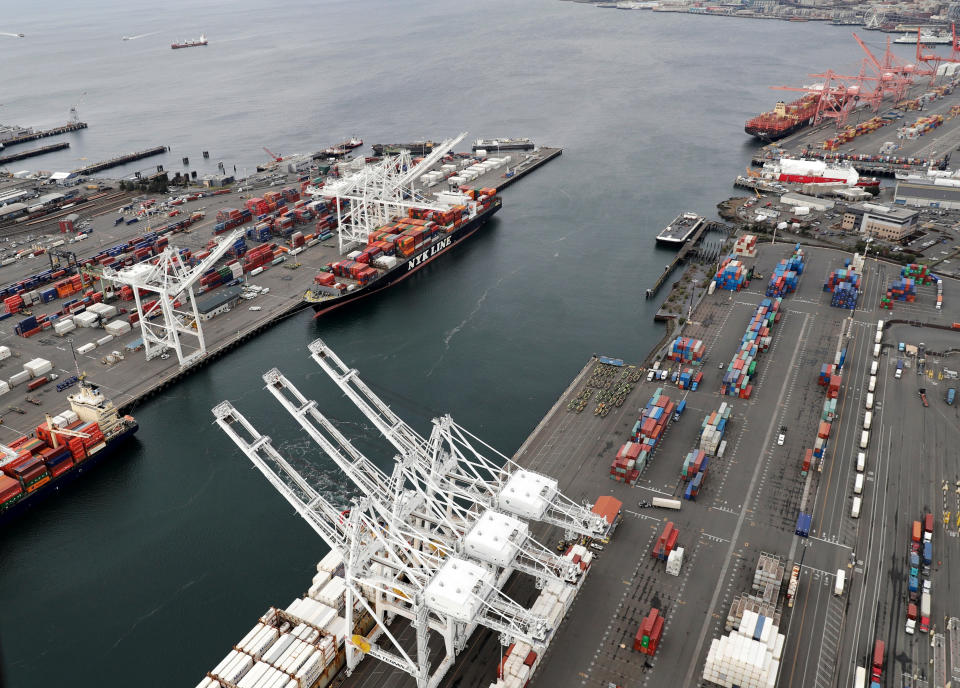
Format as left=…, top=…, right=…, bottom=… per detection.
left=171, top=34, right=208, bottom=49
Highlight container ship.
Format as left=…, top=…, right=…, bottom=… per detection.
left=744, top=94, right=820, bottom=142
left=304, top=191, right=502, bottom=317
left=371, top=142, right=436, bottom=156
left=656, top=212, right=704, bottom=246
left=753, top=158, right=880, bottom=190
left=0, top=379, right=138, bottom=523
left=171, top=34, right=207, bottom=49
left=472, top=137, right=534, bottom=151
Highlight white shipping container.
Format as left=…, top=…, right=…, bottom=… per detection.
left=236, top=662, right=269, bottom=688
left=105, top=319, right=132, bottom=336
left=24, top=357, right=53, bottom=377
left=74, top=311, right=99, bottom=327
left=212, top=650, right=240, bottom=678
left=54, top=320, right=76, bottom=335
left=854, top=473, right=864, bottom=495
left=317, top=550, right=343, bottom=574
left=8, top=370, right=31, bottom=387
left=317, top=577, right=346, bottom=611
left=96, top=334, right=115, bottom=346
left=250, top=266, right=264, bottom=276
left=222, top=652, right=255, bottom=683
left=0, top=345, right=10, bottom=360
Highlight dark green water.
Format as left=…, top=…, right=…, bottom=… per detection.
left=0, top=1, right=914, bottom=684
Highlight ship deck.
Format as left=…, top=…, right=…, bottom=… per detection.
left=656, top=213, right=703, bottom=244
left=333, top=241, right=960, bottom=688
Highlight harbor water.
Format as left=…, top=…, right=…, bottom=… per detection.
left=0, top=1, right=918, bottom=685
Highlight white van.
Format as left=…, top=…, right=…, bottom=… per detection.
left=856, top=452, right=866, bottom=471
left=647, top=370, right=655, bottom=382
left=851, top=496, right=862, bottom=518
left=868, top=376, right=876, bottom=393
left=863, top=411, right=872, bottom=430
left=834, top=568, right=846, bottom=595
left=873, top=343, right=881, bottom=358
left=860, top=430, right=869, bottom=449
left=854, top=473, right=864, bottom=494
left=870, top=361, right=878, bottom=376
left=865, top=393, right=874, bottom=410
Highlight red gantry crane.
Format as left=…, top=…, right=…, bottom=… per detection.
left=263, top=146, right=283, bottom=162
left=773, top=69, right=871, bottom=129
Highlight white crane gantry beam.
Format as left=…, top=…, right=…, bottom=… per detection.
left=306, top=338, right=609, bottom=539
left=261, top=368, right=580, bottom=584
left=213, top=389, right=555, bottom=688
left=103, top=229, right=244, bottom=367
left=317, top=133, right=468, bottom=254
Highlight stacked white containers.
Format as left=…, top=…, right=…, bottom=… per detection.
left=700, top=402, right=731, bottom=455
left=73, top=311, right=100, bottom=328
left=702, top=610, right=785, bottom=688
left=23, top=357, right=53, bottom=377
left=54, top=317, right=76, bottom=335
left=666, top=547, right=684, bottom=576
left=104, top=319, right=132, bottom=336
left=88, top=302, right=118, bottom=319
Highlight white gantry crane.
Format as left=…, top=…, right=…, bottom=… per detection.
left=213, top=399, right=552, bottom=688
left=103, top=229, right=243, bottom=367
left=315, top=132, right=467, bottom=254
left=306, top=338, right=609, bottom=540
left=260, top=368, right=580, bottom=586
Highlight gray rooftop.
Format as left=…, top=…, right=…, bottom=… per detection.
left=895, top=180, right=960, bottom=203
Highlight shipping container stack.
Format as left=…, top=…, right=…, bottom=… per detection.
left=615, top=388, right=674, bottom=483
left=652, top=521, right=679, bottom=561
left=733, top=234, right=758, bottom=258
left=681, top=449, right=709, bottom=481
left=765, top=245, right=805, bottom=298
left=884, top=277, right=916, bottom=307
left=714, top=256, right=748, bottom=291
left=684, top=470, right=706, bottom=500
left=667, top=336, right=705, bottom=364
left=633, top=609, right=664, bottom=655
left=700, top=402, right=731, bottom=454
left=702, top=610, right=786, bottom=688
left=814, top=420, right=832, bottom=464
left=675, top=367, right=703, bottom=390
left=720, top=298, right=781, bottom=399
left=821, top=397, right=838, bottom=423
left=824, top=265, right=861, bottom=309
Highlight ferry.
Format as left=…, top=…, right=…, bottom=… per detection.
left=656, top=212, right=704, bottom=246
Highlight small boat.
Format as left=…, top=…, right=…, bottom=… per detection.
left=171, top=34, right=208, bottom=50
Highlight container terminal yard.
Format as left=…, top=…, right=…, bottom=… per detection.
left=199, top=236, right=960, bottom=688
left=189, top=63, right=960, bottom=686
left=0, top=140, right=561, bottom=519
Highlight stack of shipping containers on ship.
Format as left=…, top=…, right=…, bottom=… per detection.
left=197, top=550, right=363, bottom=688
left=702, top=609, right=786, bottom=688
left=765, top=245, right=805, bottom=298
left=613, top=388, right=674, bottom=484
left=667, top=336, right=705, bottom=364
left=0, top=411, right=108, bottom=515
left=714, top=256, right=748, bottom=291
left=720, top=299, right=782, bottom=399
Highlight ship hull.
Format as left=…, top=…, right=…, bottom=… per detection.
left=744, top=118, right=810, bottom=142
left=308, top=200, right=501, bottom=317
left=472, top=142, right=534, bottom=151
left=0, top=422, right=139, bottom=525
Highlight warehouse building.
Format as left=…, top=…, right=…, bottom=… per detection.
left=780, top=192, right=835, bottom=212
left=894, top=179, right=960, bottom=210
left=844, top=202, right=918, bottom=241
left=196, top=285, right=244, bottom=321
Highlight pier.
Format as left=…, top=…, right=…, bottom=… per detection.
left=73, top=146, right=169, bottom=175
left=645, top=219, right=724, bottom=299
left=0, top=142, right=70, bottom=165
left=0, top=122, right=87, bottom=147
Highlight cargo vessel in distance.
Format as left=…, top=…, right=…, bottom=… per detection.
left=171, top=34, right=207, bottom=49
left=371, top=141, right=436, bottom=156
left=745, top=94, right=819, bottom=142
left=472, top=137, right=534, bottom=151
left=0, top=380, right=138, bottom=523
left=656, top=212, right=704, bottom=246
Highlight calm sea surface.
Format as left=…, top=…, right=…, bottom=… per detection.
left=0, top=2, right=924, bottom=685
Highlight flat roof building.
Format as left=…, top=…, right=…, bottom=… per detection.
left=895, top=179, right=960, bottom=210
left=849, top=202, right=918, bottom=242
